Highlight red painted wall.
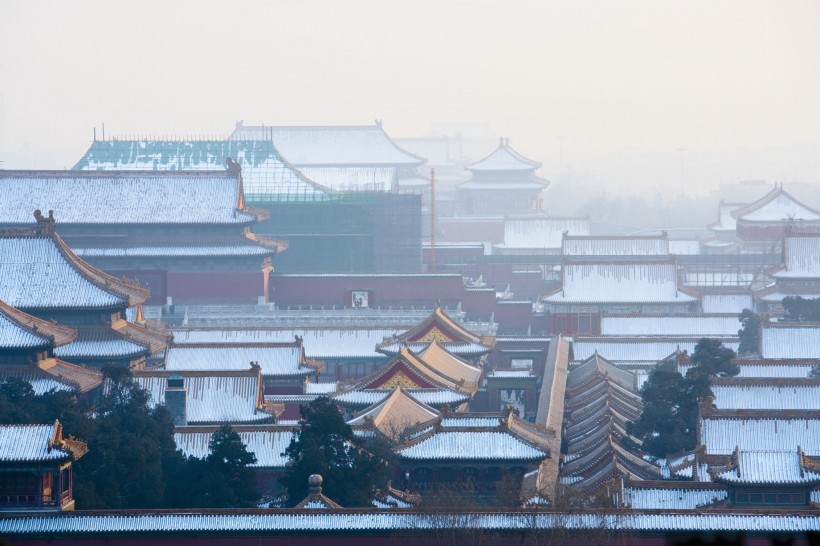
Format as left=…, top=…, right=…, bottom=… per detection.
left=494, top=302, right=533, bottom=333
left=166, top=271, right=264, bottom=304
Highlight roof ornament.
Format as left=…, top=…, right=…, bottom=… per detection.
left=33, top=210, right=56, bottom=236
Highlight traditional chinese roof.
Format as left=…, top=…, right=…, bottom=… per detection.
left=496, top=216, right=590, bottom=249
left=599, top=314, right=741, bottom=337
left=542, top=259, right=698, bottom=305
left=729, top=360, right=816, bottom=379
left=772, top=234, right=820, bottom=279
left=172, top=327, right=402, bottom=360
left=173, top=425, right=296, bottom=468
left=700, top=415, right=820, bottom=455
left=711, top=448, right=820, bottom=485
left=71, top=233, right=284, bottom=259
left=230, top=123, right=424, bottom=167
left=465, top=138, right=541, bottom=172
left=133, top=369, right=273, bottom=425
left=572, top=337, right=739, bottom=366
left=72, top=139, right=333, bottom=201
left=708, top=202, right=745, bottom=233
left=332, top=346, right=476, bottom=410
left=0, top=170, right=258, bottom=225
left=417, top=340, right=482, bottom=386
left=293, top=475, right=343, bottom=509
left=0, top=299, right=76, bottom=350
left=701, top=293, right=755, bottom=314
left=0, top=420, right=87, bottom=463
left=165, top=344, right=316, bottom=378
left=55, top=328, right=150, bottom=361
left=620, top=482, right=727, bottom=510
left=760, top=324, right=820, bottom=359
left=347, top=387, right=440, bottom=439
left=562, top=235, right=669, bottom=256
left=0, top=359, right=103, bottom=395
left=732, top=185, right=820, bottom=224
left=376, top=306, right=491, bottom=357
left=0, top=230, right=150, bottom=310
left=711, top=379, right=820, bottom=411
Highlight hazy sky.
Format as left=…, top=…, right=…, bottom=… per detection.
left=1, top=0, right=819, bottom=195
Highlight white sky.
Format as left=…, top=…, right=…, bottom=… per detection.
left=1, top=0, right=819, bottom=194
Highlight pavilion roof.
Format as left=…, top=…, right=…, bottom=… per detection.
left=0, top=230, right=150, bottom=310
left=418, top=340, right=482, bottom=386
left=0, top=170, right=258, bottom=225
left=497, top=216, right=590, bottom=250
left=732, top=185, right=820, bottom=224
left=465, top=138, right=541, bottom=172
left=230, top=122, right=424, bottom=167
left=711, top=448, right=820, bottom=485
left=0, top=420, right=87, bottom=463
left=376, top=306, right=488, bottom=351
left=347, top=387, right=440, bottom=439
left=0, top=299, right=77, bottom=350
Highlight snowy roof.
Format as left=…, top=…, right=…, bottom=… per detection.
left=397, top=431, right=546, bottom=461
left=622, top=485, right=727, bottom=510
left=773, top=234, right=820, bottom=279
left=418, top=340, right=482, bottom=386
left=487, top=369, right=536, bottom=378
left=4, top=512, right=820, bottom=534
left=758, top=291, right=820, bottom=303
left=171, top=328, right=401, bottom=360
left=0, top=369, right=74, bottom=395
left=466, top=139, right=541, bottom=172
left=701, top=294, right=754, bottom=314
left=573, top=337, right=738, bottom=363
left=54, top=328, right=150, bottom=360
left=72, top=139, right=331, bottom=201
left=668, top=240, right=701, bottom=255
left=709, top=202, right=744, bottom=232
left=712, top=381, right=820, bottom=410
left=4, top=511, right=820, bottom=534
left=73, top=243, right=274, bottom=258
left=229, top=123, right=423, bottom=167
left=732, top=362, right=814, bottom=378
left=761, top=325, right=820, bottom=359
left=599, top=315, right=741, bottom=337
left=714, top=450, right=820, bottom=485
left=165, top=346, right=311, bottom=377
left=134, top=371, right=270, bottom=424
left=500, top=217, right=590, bottom=249
left=562, top=235, right=668, bottom=256
left=297, top=167, right=397, bottom=192
left=682, top=271, right=754, bottom=287
left=733, top=186, right=820, bottom=223
left=700, top=416, right=820, bottom=455
left=0, top=422, right=86, bottom=463
left=0, top=235, right=144, bottom=310
left=0, top=300, right=76, bottom=350
left=332, top=389, right=469, bottom=408
left=347, top=387, right=439, bottom=437
left=439, top=417, right=502, bottom=428
left=173, top=427, right=294, bottom=468
left=543, top=261, right=697, bottom=304
left=0, top=171, right=255, bottom=225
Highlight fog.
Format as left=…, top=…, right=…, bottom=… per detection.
left=1, top=0, right=819, bottom=195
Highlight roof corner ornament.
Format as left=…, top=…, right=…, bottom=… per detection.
left=33, top=209, right=56, bottom=236
left=226, top=156, right=242, bottom=176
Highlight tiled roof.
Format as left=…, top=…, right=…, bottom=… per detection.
left=3, top=512, right=820, bottom=534
left=499, top=217, right=590, bottom=249
left=134, top=370, right=270, bottom=424
left=733, top=186, right=820, bottom=223
left=733, top=362, right=814, bottom=378
left=297, top=167, right=397, bottom=192
left=378, top=341, right=491, bottom=358
left=439, top=417, right=502, bottom=428
left=773, top=234, right=820, bottom=279
left=332, top=389, right=469, bottom=408
left=487, top=370, right=535, bottom=378
left=0, top=299, right=77, bottom=349
left=543, top=261, right=697, bottom=304
left=0, top=369, right=73, bottom=395
left=173, top=427, right=295, bottom=468
left=37, top=359, right=104, bottom=393
left=0, top=235, right=134, bottom=310
left=708, top=202, right=744, bottom=232
left=622, top=485, right=727, bottom=509
left=713, top=450, right=820, bottom=485
left=0, top=171, right=255, bottom=225
left=600, top=315, right=741, bottom=337
left=378, top=306, right=484, bottom=346
left=172, top=328, right=401, bottom=360
left=418, top=341, right=482, bottom=386
left=465, top=140, right=541, bottom=172
left=347, top=388, right=439, bottom=438
left=398, top=431, right=547, bottom=461
left=572, top=337, right=738, bottom=363
left=668, top=240, right=701, bottom=255
left=701, top=294, right=754, bottom=314
left=55, top=328, right=149, bottom=360
left=761, top=325, right=820, bottom=359
left=712, top=381, right=820, bottom=411
left=165, top=346, right=312, bottom=377
left=757, top=291, right=820, bottom=303
left=74, top=243, right=273, bottom=258
left=72, top=139, right=331, bottom=201
left=230, top=123, right=424, bottom=167
left=0, top=509, right=820, bottom=537
left=562, top=235, right=669, bottom=256
left=700, top=416, right=820, bottom=455
left=0, top=421, right=86, bottom=462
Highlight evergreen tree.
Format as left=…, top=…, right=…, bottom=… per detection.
left=737, top=308, right=761, bottom=355
left=782, top=296, right=820, bottom=322
left=281, top=397, right=389, bottom=507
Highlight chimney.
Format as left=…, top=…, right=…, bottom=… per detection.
left=165, top=375, right=187, bottom=426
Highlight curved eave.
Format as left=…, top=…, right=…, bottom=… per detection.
left=0, top=300, right=78, bottom=348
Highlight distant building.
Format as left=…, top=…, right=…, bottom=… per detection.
left=732, top=185, right=820, bottom=253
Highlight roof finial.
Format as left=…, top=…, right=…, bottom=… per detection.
left=33, top=210, right=56, bottom=236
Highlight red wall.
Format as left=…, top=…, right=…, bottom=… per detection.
left=494, top=301, right=534, bottom=333
left=166, top=271, right=264, bottom=304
